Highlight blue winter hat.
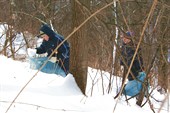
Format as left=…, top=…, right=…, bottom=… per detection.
left=126, top=31, right=132, bottom=37
left=123, top=31, right=134, bottom=39
left=41, top=24, right=55, bottom=36
left=37, top=24, right=55, bottom=38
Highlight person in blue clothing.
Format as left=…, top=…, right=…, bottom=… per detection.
left=28, top=24, right=70, bottom=76
left=120, top=31, right=147, bottom=96
left=120, top=31, right=144, bottom=81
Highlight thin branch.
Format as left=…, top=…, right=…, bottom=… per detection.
left=117, top=0, right=130, bottom=31
left=158, top=94, right=169, bottom=113
left=15, top=11, right=46, bottom=24
left=0, top=101, right=84, bottom=112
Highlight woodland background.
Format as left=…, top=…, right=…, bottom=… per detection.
left=0, top=0, right=169, bottom=105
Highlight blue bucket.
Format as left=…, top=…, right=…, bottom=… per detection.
left=29, top=57, right=66, bottom=77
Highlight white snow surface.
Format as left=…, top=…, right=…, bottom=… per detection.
left=0, top=55, right=169, bottom=113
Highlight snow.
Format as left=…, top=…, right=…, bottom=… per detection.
left=0, top=55, right=169, bottom=113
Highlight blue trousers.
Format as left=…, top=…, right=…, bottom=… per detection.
left=123, top=72, right=148, bottom=96
left=29, top=57, right=66, bottom=77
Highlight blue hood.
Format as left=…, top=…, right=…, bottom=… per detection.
left=40, top=24, right=56, bottom=38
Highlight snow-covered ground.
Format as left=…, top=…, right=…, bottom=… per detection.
left=0, top=55, right=169, bottom=113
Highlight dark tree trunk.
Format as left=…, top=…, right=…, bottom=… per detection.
left=69, top=0, right=89, bottom=94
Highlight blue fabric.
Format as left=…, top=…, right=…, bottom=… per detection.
left=126, top=31, right=132, bottom=37
left=29, top=57, right=66, bottom=77
left=123, top=72, right=147, bottom=96
left=120, top=42, right=144, bottom=80
left=36, top=24, right=70, bottom=74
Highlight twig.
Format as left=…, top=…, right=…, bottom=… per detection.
left=158, top=94, right=169, bottom=113
left=0, top=101, right=84, bottom=112
left=117, top=0, right=130, bottom=31
left=16, top=11, right=46, bottom=24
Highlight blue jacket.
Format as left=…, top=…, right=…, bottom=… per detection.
left=120, top=42, right=143, bottom=80
left=36, top=24, right=70, bottom=74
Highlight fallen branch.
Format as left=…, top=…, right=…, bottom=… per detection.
left=0, top=100, right=84, bottom=112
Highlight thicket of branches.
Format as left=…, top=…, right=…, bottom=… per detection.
left=0, top=0, right=169, bottom=112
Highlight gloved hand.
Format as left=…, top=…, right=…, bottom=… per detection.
left=27, top=48, right=37, bottom=58
left=49, top=57, right=57, bottom=63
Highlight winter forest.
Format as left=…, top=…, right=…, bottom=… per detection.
left=0, top=0, right=169, bottom=113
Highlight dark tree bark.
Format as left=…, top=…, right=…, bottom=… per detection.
left=69, top=0, right=89, bottom=94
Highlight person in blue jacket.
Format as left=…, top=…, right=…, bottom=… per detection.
left=120, top=31, right=146, bottom=96
left=30, top=24, right=70, bottom=76
left=120, top=31, right=144, bottom=81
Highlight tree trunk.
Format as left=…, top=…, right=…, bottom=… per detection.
left=69, top=0, right=89, bottom=94
left=158, top=2, right=169, bottom=92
